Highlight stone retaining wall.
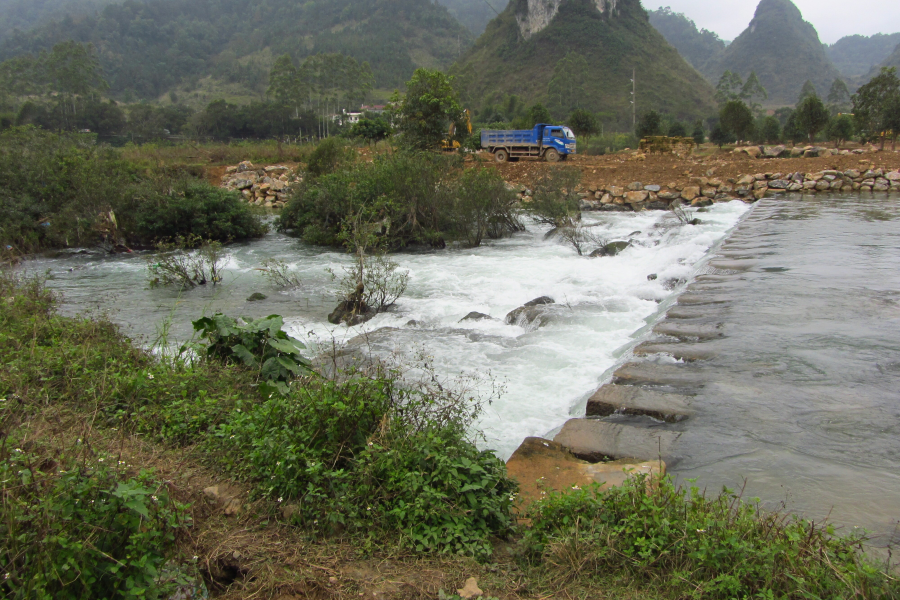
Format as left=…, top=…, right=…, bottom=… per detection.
left=513, top=166, right=900, bottom=213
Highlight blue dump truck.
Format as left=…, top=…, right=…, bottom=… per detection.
left=481, top=123, right=577, bottom=163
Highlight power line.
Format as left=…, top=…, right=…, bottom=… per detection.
left=481, top=0, right=501, bottom=17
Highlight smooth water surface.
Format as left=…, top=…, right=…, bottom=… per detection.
left=669, top=195, right=900, bottom=546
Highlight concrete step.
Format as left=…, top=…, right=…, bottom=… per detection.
left=586, top=384, right=693, bottom=422
left=653, top=321, right=725, bottom=340
left=708, top=259, right=759, bottom=271
left=554, top=419, right=681, bottom=462
left=633, top=342, right=717, bottom=362
left=613, top=362, right=706, bottom=389
left=678, top=293, right=734, bottom=305
left=665, top=305, right=723, bottom=319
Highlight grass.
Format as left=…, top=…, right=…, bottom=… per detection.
left=1, top=270, right=898, bottom=599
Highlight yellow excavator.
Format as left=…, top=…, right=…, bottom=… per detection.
left=442, top=109, right=472, bottom=150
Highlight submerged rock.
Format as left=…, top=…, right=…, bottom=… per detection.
left=505, top=296, right=556, bottom=327
left=590, top=241, right=630, bottom=257
left=460, top=311, right=493, bottom=322
left=246, top=292, right=267, bottom=301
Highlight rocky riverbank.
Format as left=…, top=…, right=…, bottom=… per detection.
left=219, top=160, right=302, bottom=208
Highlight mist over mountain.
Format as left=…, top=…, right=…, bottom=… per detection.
left=646, top=7, right=727, bottom=75
left=704, top=0, right=841, bottom=105
left=827, top=33, right=900, bottom=78
left=436, top=0, right=502, bottom=35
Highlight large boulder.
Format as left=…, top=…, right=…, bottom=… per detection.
left=505, top=437, right=664, bottom=507
left=505, top=296, right=555, bottom=327
left=460, top=311, right=493, bottom=322
left=763, top=145, right=787, bottom=158
left=680, top=186, right=700, bottom=201
left=590, top=241, right=631, bottom=257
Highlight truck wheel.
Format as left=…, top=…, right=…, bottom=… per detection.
left=544, top=149, right=560, bottom=162
left=494, top=149, right=509, bottom=163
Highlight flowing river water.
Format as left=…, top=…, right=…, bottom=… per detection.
left=21, top=195, right=900, bottom=544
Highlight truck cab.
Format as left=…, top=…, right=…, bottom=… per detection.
left=538, top=124, right=577, bottom=160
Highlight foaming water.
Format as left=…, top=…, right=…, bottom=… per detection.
left=26, top=202, right=749, bottom=458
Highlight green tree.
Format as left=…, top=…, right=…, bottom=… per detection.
left=885, top=95, right=900, bottom=150
left=715, top=70, right=744, bottom=105
left=547, top=52, right=590, bottom=117
left=668, top=122, right=687, bottom=137
left=719, top=100, right=755, bottom=142
left=44, top=41, right=108, bottom=127
left=528, top=103, right=552, bottom=127
left=267, top=54, right=303, bottom=110
left=783, top=111, right=804, bottom=144
left=394, top=68, right=465, bottom=151
left=350, top=117, right=392, bottom=146
left=568, top=109, right=599, bottom=142
left=740, top=71, right=768, bottom=115
left=826, top=114, right=854, bottom=149
left=710, top=123, right=730, bottom=147
left=797, top=80, right=818, bottom=104
left=794, top=95, right=830, bottom=142
left=827, top=78, right=851, bottom=115
left=760, top=116, right=781, bottom=144
left=692, top=120, right=705, bottom=145
left=852, top=67, right=900, bottom=150
left=635, top=110, right=663, bottom=139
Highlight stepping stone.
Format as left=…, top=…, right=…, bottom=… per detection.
left=694, top=274, right=740, bottom=282
left=633, top=342, right=717, bottom=362
left=653, top=322, right=724, bottom=340
left=678, top=294, right=733, bottom=305
left=586, top=384, right=694, bottom=422
left=554, top=419, right=682, bottom=462
left=612, top=362, right=706, bottom=388
left=709, top=259, right=759, bottom=271
left=665, top=306, right=716, bottom=319
left=505, top=437, right=664, bottom=507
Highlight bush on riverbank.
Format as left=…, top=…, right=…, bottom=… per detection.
left=0, top=127, right=266, bottom=252
left=277, top=152, right=522, bottom=249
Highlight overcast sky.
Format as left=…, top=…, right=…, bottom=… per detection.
left=640, top=0, right=900, bottom=44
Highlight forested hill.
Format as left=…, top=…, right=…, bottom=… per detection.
left=452, top=0, right=717, bottom=125
left=0, top=0, right=118, bottom=43
left=436, top=0, right=502, bottom=35
left=703, top=0, right=841, bottom=105
left=0, top=0, right=473, bottom=100
left=878, top=43, right=900, bottom=71
left=827, top=33, right=900, bottom=78
left=647, top=7, right=727, bottom=75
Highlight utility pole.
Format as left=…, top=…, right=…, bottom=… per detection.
left=630, top=69, right=636, bottom=130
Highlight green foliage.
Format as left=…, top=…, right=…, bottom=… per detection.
left=394, top=68, right=465, bottom=151
left=191, top=313, right=310, bottom=394
left=797, top=79, right=819, bottom=104
left=147, top=235, right=226, bottom=289
left=547, top=52, right=590, bottom=118
left=0, top=128, right=265, bottom=251
left=794, top=95, right=830, bottom=142
left=714, top=70, right=744, bottom=105
left=449, top=167, right=523, bottom=247
left=0, top=0, right=472, bottom=99
left=853, top=66, right=900, bottom=149
left=306, top=137, right=355, bottom=179
left=568, top=109, right=599, bottom=141
left=210, top=366, right=516, bottom=559
left=525, top=167, right=582, bottom=228
left=349, top=117, right=392, bottom=146
left=827, top=33, right=900, bottom=78
left=0, top=451, right=188, bottom=600
left=759, top=116, right=782, bottom=144
left=528, top=103, right=552, bottom=128
left=667, top=121, right=687, bottom=138
left=826, top=114, right=855, bottom=148
left=827, top=78, right=852, bottom=114
left=279, top=152, right=521, bottom=249
left=710, top=124, right=730, bottom=148
left=719, top=100, right=755, bottom=142
left=329, top=252, right=410, bottom=313
left=520, top=475, right=899, bottom=599
left=692, top=121, right=705, bottom=145
left=636, top=110, right=663, bottom=139
left=133, top=182, right=267, bottom=244
left=647, top=7, right=726, bottom=73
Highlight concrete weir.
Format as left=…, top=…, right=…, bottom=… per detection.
left=504, top=202, right=756, bottom=497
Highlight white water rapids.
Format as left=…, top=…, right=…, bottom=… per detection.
left=31, top=201, right=749, bottom=459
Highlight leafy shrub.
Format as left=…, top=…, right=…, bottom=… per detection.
left=279, top=152, right=522, bottom=249
left=0, top=449, right=187, bottom=600
left=210, top=366, right=517, bottom=560
left=147, top=236, right=226, bottom=288
left=259, top=259, right=302, bottom=288
left=191, top=313, right=311, bottom=394
left=305, top=137, right=354, bottom=179
left=520, top=475, right=898, bottom=598
left=330, top=252, right=410, bottom=313
left=131, top=182, right=267, bottom=244
left=525, top=167, right=582, bottom=228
